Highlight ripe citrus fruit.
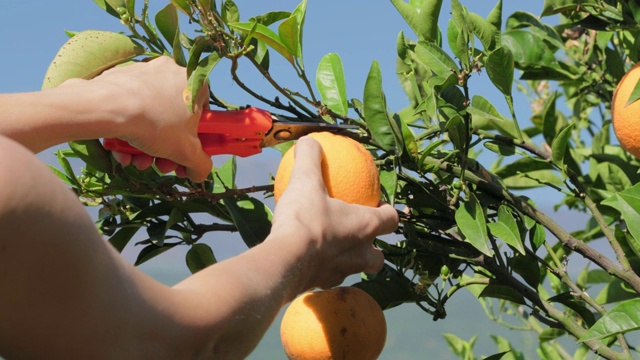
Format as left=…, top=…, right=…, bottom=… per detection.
left=613, top=63, right=640, bottom=158
left=273, top=132, right=381, bottom=207
left=280, top=286, right=387, bottom=360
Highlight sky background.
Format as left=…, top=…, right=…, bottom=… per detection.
left=0, top=1, right=578, bottom=359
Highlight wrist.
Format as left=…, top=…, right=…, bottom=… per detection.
left=263, top=227, right=319, bottom=299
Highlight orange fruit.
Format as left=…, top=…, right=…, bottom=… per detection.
left=280, top=286, right=387, bottom=360
left=273, top=132, right=381, bottom=207
left=613, top=63, right=640, bottom=158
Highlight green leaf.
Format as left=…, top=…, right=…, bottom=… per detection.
left=186, top=243, right=217, bottom=274
left=468, top=12, right=499, bottom=51
left=445, top=115, right=467, bottom=151
left=316, top=53, right=348, bottom=116
left=278, top=16, right=301, bottom=61
left=509, top=253, right=541, bottom=288
left=594, top=278, right=639, bottom=304
left=486, top=47, right=514, bottom=97
left=169, top=0, right=193, bottom=16
left=455, top=193, right=492, bottom=256
left=353, top=265, right=418, bottom=310
left=108, top=226, right=140, bottom=252
left=443, top=333, right=477, bottom=359
left=390, top=0, right=443, bottom=42
left=221, top=0, right=239, bottom=25
left=134, top=243, right=179, bottom=266
left=487, top=205, right=525, bottom=255
left=539, top=328, right=565, bottom=343
left=364, top=60, right=400, bottom=153
left=468, top=95, right=518, bottom=137
left=478, top=284, right=526, bottom=305
left=380, top=168, right=398, bottom=205
left=450, top=0, right=470, bottom=70
left=529, top=223, right=546, bottom=251
left=625, top=78, right=640, bottom=107
left=69, top=140, right=113, bottom=173
left=542, top=0, right=600, bottom=17
left=93, top=0, right=122, bottom=18
left=224, top=196, right=273, bottom=248
left=484, top=141, right=516, bottom=156
left=579, top=299, right=640, bottom=342
left=541, top=92, right=565, bottom=146
left=228, top=22, right=294, bottom=64
left=551, top=123, right=574, bottom=169
left=155, top=3, right=186, bottom=66
left=42, top=30, right=145, bottom=89
left=414, top=41, right=458, bottom=78
left=602, top=186, right=640, bottom=252
left=213, top=157, right=237, bottom=193
left=486, top=0, right=503, bottom=30
left=185, top=51, right=221, bottom=112
left=250, top=11, right=291, bottom=26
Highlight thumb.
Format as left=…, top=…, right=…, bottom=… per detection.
left=181, top=137, right=213, bottom=182
left=286, top=136, right=327, bottom=193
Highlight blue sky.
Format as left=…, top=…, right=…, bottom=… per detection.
left=1, top=1, right=557, bottom=358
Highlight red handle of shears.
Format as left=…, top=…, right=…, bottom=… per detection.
left=103, top=107, right=273, bottom=157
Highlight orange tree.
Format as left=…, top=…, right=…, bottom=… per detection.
left=45, top=0, right=640, bottom=359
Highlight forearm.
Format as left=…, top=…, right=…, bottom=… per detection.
left=0, top=81, right=126, bottom=153
left=172, top=232, right=312, bottom=359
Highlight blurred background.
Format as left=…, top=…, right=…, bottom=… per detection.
left=1, top=1, right=567, bottom=358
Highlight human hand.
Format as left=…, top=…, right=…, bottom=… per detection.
left=268, top=136, right=399, bottom=290
left=91, top=56, right=212, bottom=181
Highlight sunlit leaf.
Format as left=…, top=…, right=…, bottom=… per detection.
left=414, top=41, right=458, bottom=78
left=541, top=0, right=600, bottom=17
left=551, top=123, right=574, bottom=170
left=451, top=0, right=470, bottom=70
left=487, top=205, right=525, bottom=255
left=316, top=53, right=348, bottom=116
left=186, top=51, right=220, bottom=112
left=579, top=299, right=640, bottom=342
left=486, top=47, right=514, bottom=97
left=468, top=12, right=499, bottom=51
left=221, top=0, right=239, bottom=25
left=455, top=193, right=492, bottom=256
left=155, top=3, right=186, bottom=66
left=468, top=95, right=518, bottom=137
left=364, top=60, right=400, bottom=152
left=390, top=0, right=443, bottom=42
left=69, top=140, right=113, bottom=173
left=228, top=21, right=294, bottom=64
left=602, top=183, right=640, bottom=252
left=486, top=0, right=503, bottom=30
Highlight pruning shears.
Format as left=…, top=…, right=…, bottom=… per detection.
left=103, top=107, right=357, bottom=157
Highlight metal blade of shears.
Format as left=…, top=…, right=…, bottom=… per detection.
left=261, top=114, right=359, bottom=148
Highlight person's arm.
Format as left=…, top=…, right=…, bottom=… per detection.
left=0, top=56, right=212, bottom=181
left=0, top=133, right=398, bottom=359
left=170, top=137, right=398, bottom=358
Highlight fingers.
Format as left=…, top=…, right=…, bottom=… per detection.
left=176, top=137, right=213, bottom=182
left=132, top=154, right=153, bottom=170
left=111, top=151, right=132, bottom=166
left=111, top=151, right=207, bottom=181
left=155, top=158, right=178, bottom=173
left=372, top=202, right=400, bottom=235
left=362, top=247, right=385, bottom=275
